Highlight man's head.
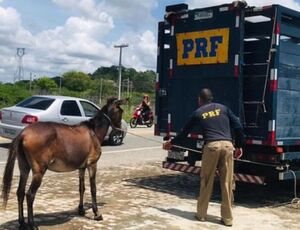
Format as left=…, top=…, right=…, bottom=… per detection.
left=198, top=88, right=213, bottom=105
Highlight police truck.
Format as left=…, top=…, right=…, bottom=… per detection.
left=155, top=1, right=300, bottom=184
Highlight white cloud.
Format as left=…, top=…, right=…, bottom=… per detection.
left=99, top=0, right=158, bottom=29
left=53, top=0, right=157, bottom=30
left=113, top=30, right=157, bottom=71
left=0, top=6, right=36, bottom=82
left=0, top=0, right=158, bottom=82
left=0, top=3, right=117, bottom=82
left=0, top=7, right=34, bottom=47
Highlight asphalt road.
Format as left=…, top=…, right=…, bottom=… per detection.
left=0, top=126, right=165, bottom=175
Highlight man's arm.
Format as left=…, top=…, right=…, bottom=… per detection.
left=227, top=108, right=244, bottom=148
left=172, top=111, right=198, bottom=144
left=163, top=111, right=198, bottom=150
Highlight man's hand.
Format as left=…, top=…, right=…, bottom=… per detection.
left=163, top=140, right=173, bottom=150
left=234, top=148, right=243, bottom=159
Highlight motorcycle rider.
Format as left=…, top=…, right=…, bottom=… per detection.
left=139, top=94, right=151, bottom=122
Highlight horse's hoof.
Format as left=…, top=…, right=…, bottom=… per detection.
left=94, top=214, right=103, bottom=221
left=18, top=223, right=27, bottom=230
left=18, top=221, right=26, bottom=229
left=78, top=208, right=85, bottom=216
left=78, top=205, right=85, bottom=216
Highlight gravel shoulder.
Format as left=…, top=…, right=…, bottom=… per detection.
left=1, top=161, right=300, bottom=230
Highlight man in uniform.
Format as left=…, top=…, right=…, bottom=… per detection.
left=163, top=88, right=244, bottom=227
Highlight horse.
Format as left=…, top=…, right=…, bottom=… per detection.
left=1, top=97, right=124, bottom=230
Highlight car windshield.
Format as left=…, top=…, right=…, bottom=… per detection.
left=16, top=96, right=55, bottom=110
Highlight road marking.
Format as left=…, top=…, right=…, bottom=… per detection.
left=104, top=146, right=161, bottom=154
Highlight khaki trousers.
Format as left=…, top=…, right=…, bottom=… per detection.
left=197, top=140, right=234, bottom=222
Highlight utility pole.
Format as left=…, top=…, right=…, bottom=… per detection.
left=99, top=78, right=103, bottom=105
left=127, top=78, right=130, bottom=97
left=59, top=76, right=62, bottom=94
left=114, top=44, right=129, bottom=99
left=29, top=72, right=32, bottom=92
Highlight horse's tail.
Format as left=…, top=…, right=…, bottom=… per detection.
left=1, top=134, right=22, bottom=208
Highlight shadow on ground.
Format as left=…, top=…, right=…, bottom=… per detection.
left=125, top=173, right=299, bottom=208
left=0, top=202, right=105, bottom=230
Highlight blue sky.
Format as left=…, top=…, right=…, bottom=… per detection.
left=0, top=0, right=299, bottom=82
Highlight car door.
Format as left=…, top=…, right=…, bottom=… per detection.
left=59, top=100, right=84, bottom=125
left=79, top=100, right=99, bottom=118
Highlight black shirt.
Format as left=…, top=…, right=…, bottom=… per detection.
left=171, top=102, right=244, bottom=148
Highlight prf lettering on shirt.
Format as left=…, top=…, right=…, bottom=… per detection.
left=202, top=109, right=221, bottom=119
left=176, top=28, right=229, bottom=65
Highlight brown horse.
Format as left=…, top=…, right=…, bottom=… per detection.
left=1, top=97, right=124, bottom=230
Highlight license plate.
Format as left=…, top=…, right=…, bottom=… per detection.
left=168, top=151, right=185, bottom=160
left=194, top=10, right=213, bottom=20
left=197, top=140, right=204, bottom=149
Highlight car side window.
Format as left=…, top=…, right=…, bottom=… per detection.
left=60, top=100, right=82, bottom=116
left=80, top=101, right=99, bottom=117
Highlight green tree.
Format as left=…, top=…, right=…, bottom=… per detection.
left=91, top=66, right=119, bottom=81
left=131, top=70, right=155, bottom=93
left=36, top=77, right=57, bottom=90
left=63, top=71, right=91, bottom=92
left=0, top=83, right=31, bottom=108
left=36, top=77, right=57, bottom=94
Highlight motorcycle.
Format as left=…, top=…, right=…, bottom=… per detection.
left=129, top=107, right=154, bottom=128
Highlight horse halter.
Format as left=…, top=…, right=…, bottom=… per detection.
left=103, top=113, right=112, bottom=125
left=103, top=112, right=123, bottom=132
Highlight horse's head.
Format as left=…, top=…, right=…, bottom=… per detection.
left=101, top=97, right=125, bottom=129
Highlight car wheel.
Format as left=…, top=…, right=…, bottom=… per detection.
left=129, top=118, right=138, bottom=128
left=109, top=129, right=124, bottom=146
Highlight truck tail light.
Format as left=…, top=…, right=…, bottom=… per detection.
left=0, top=111, right=2, bottom=121
left=22, top=115, right=38, bottom=124
left=276, top=147, right=284, bottom=154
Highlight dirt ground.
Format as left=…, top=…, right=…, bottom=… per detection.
left=0, top=161, right=300, bottom=230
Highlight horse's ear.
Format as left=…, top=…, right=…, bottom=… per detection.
left=115, top=99, right=127, bottom=106
left=106, top=96, right=118, bottom=106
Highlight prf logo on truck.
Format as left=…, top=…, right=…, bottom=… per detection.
left=176, top=28, right=229, bottom=65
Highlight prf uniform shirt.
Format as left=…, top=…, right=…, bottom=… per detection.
left=171, top=102, right=244, bottom=147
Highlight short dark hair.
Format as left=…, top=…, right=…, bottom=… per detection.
left=199, top=88, right=213, bottom=103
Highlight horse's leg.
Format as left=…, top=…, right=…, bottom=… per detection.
left=16, top=157, right=30, bottom=228
left=88, top=164, right=103, bottom=221
left=78, top=168, right=86, bottom=216
left=26, top=170, right=45, bottom=230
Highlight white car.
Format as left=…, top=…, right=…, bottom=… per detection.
left=0, top=95, right=127, bottom=145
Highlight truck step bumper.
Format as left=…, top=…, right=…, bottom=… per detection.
left=162, top=161, right=266, bottom=185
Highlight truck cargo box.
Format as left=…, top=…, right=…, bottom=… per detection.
left=155, top=2, right=300, bottom=147
left=156, top=1, right=300, bottom=183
